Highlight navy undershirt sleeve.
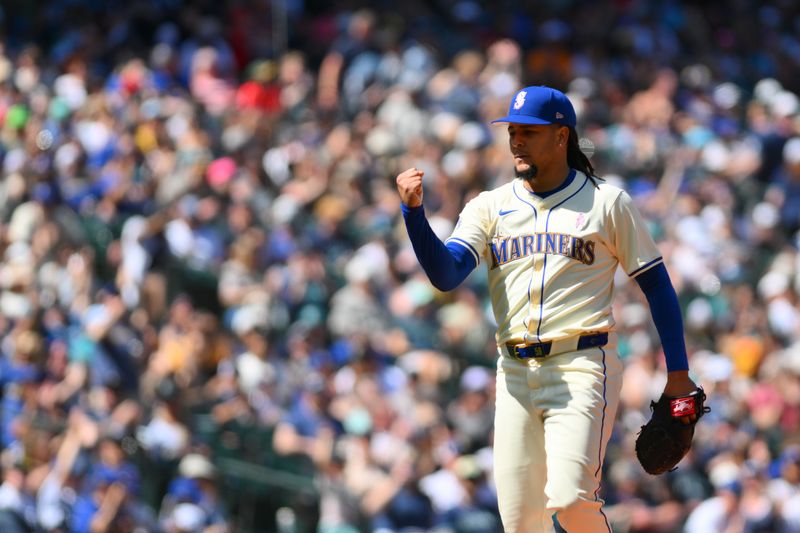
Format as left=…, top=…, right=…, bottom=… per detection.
left=401, top=204, right=477, bottom=291
left=634, top=262, right=690, bottom=372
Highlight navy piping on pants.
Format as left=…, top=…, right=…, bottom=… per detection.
left=595, top=346, right=612, bottom=533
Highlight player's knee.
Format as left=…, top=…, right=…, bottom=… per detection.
left=548, top=489, right=585, bottom=512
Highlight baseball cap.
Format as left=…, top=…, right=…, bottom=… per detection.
left=492, top=86, right=577, bottom=128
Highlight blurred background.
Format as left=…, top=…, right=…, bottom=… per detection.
left=0, top=0, right=798, bottom=531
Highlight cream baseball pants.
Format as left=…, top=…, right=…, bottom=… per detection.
left=493, top=344, right=623, bottom=532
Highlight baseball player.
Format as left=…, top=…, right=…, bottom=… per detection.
left=396, top=86, right=699, bottom=532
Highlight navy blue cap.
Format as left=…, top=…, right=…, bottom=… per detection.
left=492, top=86, right=577, bottom=128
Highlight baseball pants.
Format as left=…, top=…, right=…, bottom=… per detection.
left=493, top=342, right=623, bottom=532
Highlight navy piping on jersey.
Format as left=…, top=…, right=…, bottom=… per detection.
left=512, top=182, right=538, bottom=340
left=447, top=236, right=481, bottom=265
left=535, top=175, right=589, bottom=341
left=628, top=256, right=663, bottom=277
left=511, top=181, right=539, bottom=217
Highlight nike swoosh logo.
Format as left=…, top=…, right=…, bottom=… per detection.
left=499, top=209, right=518, bottom=216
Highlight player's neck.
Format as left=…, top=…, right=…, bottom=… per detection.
left=522, top=162, right=572, bottom=195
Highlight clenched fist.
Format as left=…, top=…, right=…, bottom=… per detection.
left=396, top=167, right=424, bottom=208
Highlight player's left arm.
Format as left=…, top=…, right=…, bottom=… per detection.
left=609, top=191, right=698, bottom=408
left=634, top=265, right=697, bottom=398
left=401, top=203, right=478, bottom=291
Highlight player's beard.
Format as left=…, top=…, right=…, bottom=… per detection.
left=515, top=163, right=538, bottom=184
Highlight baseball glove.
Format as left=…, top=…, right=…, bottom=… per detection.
left=635, top=388, right=709, bottom=475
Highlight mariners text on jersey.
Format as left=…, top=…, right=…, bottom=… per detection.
left=490, top=232, right=596, bottom=268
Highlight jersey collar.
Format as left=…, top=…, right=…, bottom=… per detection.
left=514, top=170, right=587, bottom=208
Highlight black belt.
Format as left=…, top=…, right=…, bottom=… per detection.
left=505, top=332, right=608, bottom=359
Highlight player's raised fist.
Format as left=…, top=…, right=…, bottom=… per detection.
left=396, top=167, right=424, bottom=208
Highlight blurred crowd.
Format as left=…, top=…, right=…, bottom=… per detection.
left=0, top=0, right=800, bottom=531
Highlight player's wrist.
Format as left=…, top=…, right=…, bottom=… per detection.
left=663, top=371, right=697, bottom=397
left=666, top=369, right=689, bottom=378
left=401, top=202, right=425, bottom=215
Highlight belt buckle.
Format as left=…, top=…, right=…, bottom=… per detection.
left=530, top=344, right=548, bottom=357
left=509, top=343, right=524, bottom=359
left=511, top=341, right=550, bottom=359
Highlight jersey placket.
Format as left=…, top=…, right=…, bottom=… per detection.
left=525, top=196, right=547, bottom=343
left=528, top=175, right=591, bottom=343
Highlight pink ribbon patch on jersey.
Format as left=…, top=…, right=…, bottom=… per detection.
left=670, top=397, right=696, bottom=417
left=576, top=213, right=586, bottom=229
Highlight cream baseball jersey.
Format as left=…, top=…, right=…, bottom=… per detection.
left=445, top=171, right=662, bottom=346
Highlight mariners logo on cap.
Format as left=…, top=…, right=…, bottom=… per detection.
left=513, top=91, right=527, bottom=110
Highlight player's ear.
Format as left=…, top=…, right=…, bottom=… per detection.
left=557, top=126, right=569, bottom=148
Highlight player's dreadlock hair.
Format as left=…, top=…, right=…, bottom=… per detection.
left=566, top=127, right=603, bottom=188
